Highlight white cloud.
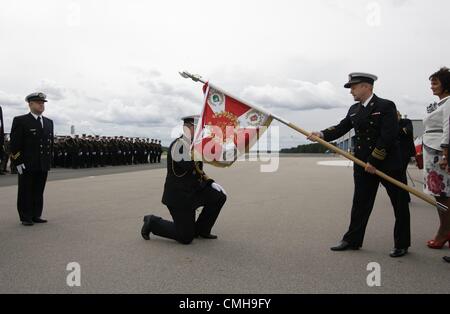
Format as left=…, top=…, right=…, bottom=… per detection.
left=241, top=80, right=347, bottom=111
left=0, top=90, right=23, bottom=108
left=36, top=79, right=67, bottom=101
left=93, top=100, right=167, bottom=126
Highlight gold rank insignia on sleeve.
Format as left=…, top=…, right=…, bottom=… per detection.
left=327, top=127, right=336, bottom=131
left=11, top=152, right=21, bottom=160
left=372, top=148, right=387, bottom=160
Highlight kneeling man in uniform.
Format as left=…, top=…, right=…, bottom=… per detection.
left=141, top=115, right=227, bottom=244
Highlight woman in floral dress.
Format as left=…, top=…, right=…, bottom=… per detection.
left=422, top=67, right=450, bottom=256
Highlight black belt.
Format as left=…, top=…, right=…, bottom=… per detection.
left=425, top=129, right=443, bottom=134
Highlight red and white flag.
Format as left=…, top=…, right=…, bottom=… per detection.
left=192, top=82, right=273, bottom=167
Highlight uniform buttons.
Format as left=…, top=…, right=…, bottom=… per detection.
left=358, top=146, right=361, bottom=149
left=369, top=146, right=373, bottom=149
left=367, top=138, right=370, bottom=140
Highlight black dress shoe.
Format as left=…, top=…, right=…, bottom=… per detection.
left=390, top=248, right=408, bottom=258
left=443, top=256, right=450, bottom=263
left=141, top=215, right=153, bottom=240
left=330, top=240, right=360, bottom=251
left=21, top=221, right=34, bottom=226
left=195, top=233, right=218, bottom=239
left=32, top=218, right=47, bottom=223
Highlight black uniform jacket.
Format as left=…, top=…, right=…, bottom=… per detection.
left=322, top=94, right=401, bottom=173
left=0, top=106, right=4, bottom=151
left=10, top=113, right=54, bottom=172
left=162, top=136, right=214, bottom=207
left=398, top=118, right=416, bottom=160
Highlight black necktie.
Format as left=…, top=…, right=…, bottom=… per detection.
left=37, top=116, right=43, bottom=129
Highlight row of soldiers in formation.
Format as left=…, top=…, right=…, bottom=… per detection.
left=0, top=134, right=163, bottom=173
left=52, top=135, right=163, bottom=168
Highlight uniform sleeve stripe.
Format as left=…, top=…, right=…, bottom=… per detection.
left=373, top=148, right=387, bottom=156
left=372, top=149, right=386, bottom=160
left=371, top=153, right=385, bottom=160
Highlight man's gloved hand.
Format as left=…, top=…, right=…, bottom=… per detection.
left=16, top=163, right=26, bottom=175
left=211, top=182, right=227, bottom=195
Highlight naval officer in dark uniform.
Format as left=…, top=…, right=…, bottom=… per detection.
left=10, top=92, right=54, bottom=226
left=397, top=111, right=416, bottom=202
left=309, top=73, right=411, bottom=257
left=141, top=115, right=227, bottom=244
left=0, top=105, right=4, bottom=173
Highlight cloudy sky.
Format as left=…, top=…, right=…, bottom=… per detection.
left=0, top=0, right=448, bottom=148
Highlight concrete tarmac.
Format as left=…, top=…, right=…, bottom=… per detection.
left=0, top=156, right=449, bottom=293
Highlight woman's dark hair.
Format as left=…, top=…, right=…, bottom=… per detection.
left=429, top=67, right=450, bottom=93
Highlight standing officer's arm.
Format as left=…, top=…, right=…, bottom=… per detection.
left=367, top=101, right=399, bottom=168
left=319, top=113, right=353, bottom=142
left=0, top=107, right=4, bottom=151
left=10, top=117, right=24, bottom=166
left=50, top=121, right=54, bottom=157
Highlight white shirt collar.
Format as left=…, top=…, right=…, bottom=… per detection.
left=30, top=112, right=42, bottom=120
left=361, top=93, right=374, bottom=108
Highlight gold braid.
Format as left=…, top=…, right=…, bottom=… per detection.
left=171, top=139, right=188, bottom=178
left=170, top=138, right=209, bottom=182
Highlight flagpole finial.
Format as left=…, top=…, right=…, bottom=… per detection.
left=179, top=71, right=205, bottom=83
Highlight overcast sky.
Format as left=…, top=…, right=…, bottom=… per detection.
left=0, top=0, right=448, bottom=148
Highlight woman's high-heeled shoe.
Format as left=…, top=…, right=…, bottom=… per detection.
left=427, top=232, right=450, bottom=249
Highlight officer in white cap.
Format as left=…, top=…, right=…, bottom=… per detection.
left=10, top=92, right=54, bottom=226
left=141, top=115, right=227, bottom=244
left=309, top=73, right=411, bottom=257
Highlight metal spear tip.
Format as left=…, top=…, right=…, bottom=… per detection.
left=437, top=202, right=448, bottom=212
left=178, top=71, right=202, bottom=82
left=179, top=71, right=190, bottom=79
left=191, top=73, right=202, bottom=82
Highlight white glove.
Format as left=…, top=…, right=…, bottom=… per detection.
left=211, top=182, right=227, bottom=195
left=16, top=163, right=26, bottom=175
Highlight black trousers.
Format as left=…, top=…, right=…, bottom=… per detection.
left=17, top=171, right=48, bottom=222
left=342, top=169, right=411, bottom=249
left=150, top=186, right=227, bottom=244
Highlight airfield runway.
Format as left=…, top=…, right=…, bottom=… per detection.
left=0, top=156, right=449, bottom=293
